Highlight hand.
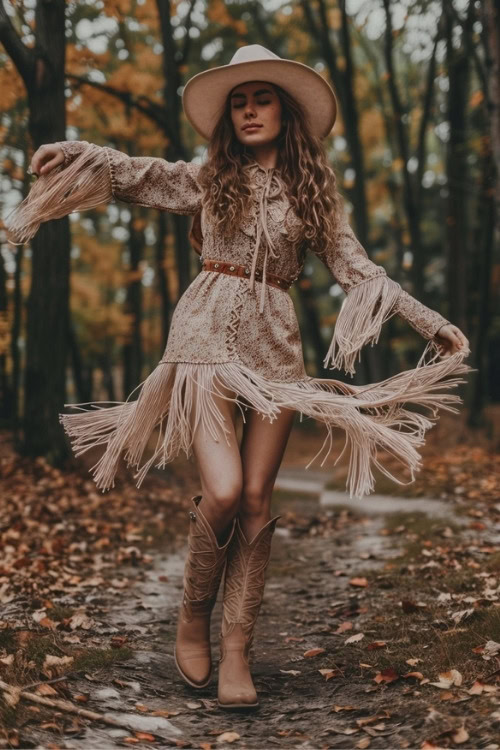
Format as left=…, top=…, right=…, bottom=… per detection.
left=434, top=324, right=469, bottom=357
left=28, top=143, right=64, bottom=177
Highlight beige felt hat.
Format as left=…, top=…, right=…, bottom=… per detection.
left=182, top=44, right=337, bottom=141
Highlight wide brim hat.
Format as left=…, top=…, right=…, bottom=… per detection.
left=182, top=44, right=337, bottom=141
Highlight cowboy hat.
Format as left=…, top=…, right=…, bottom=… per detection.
left=182, top=44, right=337, bottom=141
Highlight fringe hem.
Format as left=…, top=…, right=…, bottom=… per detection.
left=324, top=273, right=402, bottom=376
left=5, top=143, right=111, bottom=245
left=59, top=341, right=472, bottom=499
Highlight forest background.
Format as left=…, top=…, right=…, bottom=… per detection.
left=0, top=0, right=499, bottom=467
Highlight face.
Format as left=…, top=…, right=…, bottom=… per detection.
left=229, top=81, right=282, bottom=147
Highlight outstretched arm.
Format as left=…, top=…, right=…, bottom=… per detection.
left=55, top=141, right=202, bottom=214
left=313, top=204, right=467, bottom=376
left=5, top=140, right=202, bottom=245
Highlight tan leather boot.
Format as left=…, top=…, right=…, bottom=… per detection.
left=217, top=514, right=280, bottom=708
left=174, top=495, right=235, bottom=688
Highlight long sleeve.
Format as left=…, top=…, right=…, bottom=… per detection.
left=314, top=205, right=450, bottom=376
left=5, top=140, right=202, bottom=245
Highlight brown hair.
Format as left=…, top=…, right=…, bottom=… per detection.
left=195, top=82, right=344, bottom=257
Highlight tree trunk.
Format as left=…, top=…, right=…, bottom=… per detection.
left=68, top=322, right=91, bottom=404
left=157, top=0, right=192, bottom=296
left=467, top=157, right=495, bottom=426
left=155, top=210, right=172, bottom=348
left=123, top=208, right=145, bottom=397
left=444, top=0, right=474, bottom=335
left=0, top=249, right=13, bottom=424
left=0, top=0, right=71, bottom=461
left=11, top=239, right=24, bottom=441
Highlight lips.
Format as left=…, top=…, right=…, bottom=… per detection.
left=242, top=124, right=262, bottom=131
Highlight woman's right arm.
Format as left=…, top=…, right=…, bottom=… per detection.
left=6, top=140, right=202, bottom=245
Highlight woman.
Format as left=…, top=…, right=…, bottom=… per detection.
left=6, top=44, right=470, bottom=709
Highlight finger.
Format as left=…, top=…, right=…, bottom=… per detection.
left=449, top=331, right=462, bottom=348
left=32, top=145, right=52, bottom=175
left=39, top=157, right=61, bottom=174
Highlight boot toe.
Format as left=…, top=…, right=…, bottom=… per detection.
left=174, top=648, right=212, bottom=688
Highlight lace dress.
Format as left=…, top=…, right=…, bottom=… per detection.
left=5, top=141, right=470, bottom=497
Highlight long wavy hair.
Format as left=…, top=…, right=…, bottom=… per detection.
left=196, top=82, right=344, bottom=257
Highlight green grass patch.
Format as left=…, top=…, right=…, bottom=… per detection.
left=73, top=646, right=133, bottom=672
left=359, top=604, right=500, bottom=681
left=24, top=635, right=60, bottom=668
left=49, top=605, right=75, bottom=622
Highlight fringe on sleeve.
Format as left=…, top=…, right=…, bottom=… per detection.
left=5, top=142, right=112, bottom=245
left=323, top=273, right=402, bottom=376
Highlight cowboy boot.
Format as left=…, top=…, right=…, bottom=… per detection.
left=217, top=514, right=280, bottom=708
left=174, top=495, right=236, bottom=688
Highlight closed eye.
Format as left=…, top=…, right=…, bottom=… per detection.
left=233, top=100, right=271, bottom=108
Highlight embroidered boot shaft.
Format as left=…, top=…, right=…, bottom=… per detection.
left=174, top=495, right=235, bottom=688
left=218, top=514, right=280, bottom=708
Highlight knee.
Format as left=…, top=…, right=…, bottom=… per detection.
left=203, top=484, right=241, bottom=519
left=240, top=481, right=272, bottom=518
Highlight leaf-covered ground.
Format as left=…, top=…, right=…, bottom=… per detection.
left=1, top=417, right=499, bottom=749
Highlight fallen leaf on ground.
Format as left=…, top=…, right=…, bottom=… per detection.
left=373, top=668, right=399, bottom=684
left=349, top=577, right=368, bottom=587
left=468, top=680, right=497, bottom=695
left=452, top=727, right=469, bottom=744
left=318, top=668, right=339, bottom=680
left=43, top=654, right=73, bottom=670
left=429, top=669, right=462, bottom=689
left=335, top=622, right=353, bottom=633
left=68, top=611, right=94, bottom=630
left=217, top=732, right=240, bottom=743
left=345, top=633, right=364, bottom=644
left=36, top=684, right=58, bottom=696
left=2, top=686, right=21, bottom=707
left=304, top=647, right=326, bottom=658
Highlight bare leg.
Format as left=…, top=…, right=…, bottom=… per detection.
left=189, top=381, right=244, bottom=541
left=239, top=405, right=296, bottom=539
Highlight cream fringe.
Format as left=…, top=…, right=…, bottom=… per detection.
left=324, top=273, right=402, bottom=376
left=59, top=341, right=472, bottom=499
left=5, top=144, right=111, bottom=245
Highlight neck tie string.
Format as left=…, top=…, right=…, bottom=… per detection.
left=247, top=167, right=283, bottom=314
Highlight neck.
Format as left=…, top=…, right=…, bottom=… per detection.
left=248, top=143, right=279, bottom=170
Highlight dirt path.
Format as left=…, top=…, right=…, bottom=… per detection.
left=4, top=465, right=499, bottom=750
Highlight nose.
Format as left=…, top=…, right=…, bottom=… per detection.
left=244, top=101, right=257, bottom=117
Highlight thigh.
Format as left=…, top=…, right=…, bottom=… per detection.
left=189, top=380, right=243, bottom=500
left=240, top=405, right=296, bottom=500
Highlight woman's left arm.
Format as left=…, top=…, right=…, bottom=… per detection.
left=313, top=205, right=469, bottom=375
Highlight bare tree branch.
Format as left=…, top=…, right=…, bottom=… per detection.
left=66, top=73, right=173, bottom=139
left=0, top=0, right=34, bottom=83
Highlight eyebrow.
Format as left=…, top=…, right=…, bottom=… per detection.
left=230, top=88, right=273, bottom=99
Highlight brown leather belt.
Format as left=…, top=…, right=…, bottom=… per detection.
left=202, top=258, right=292, bottom=291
